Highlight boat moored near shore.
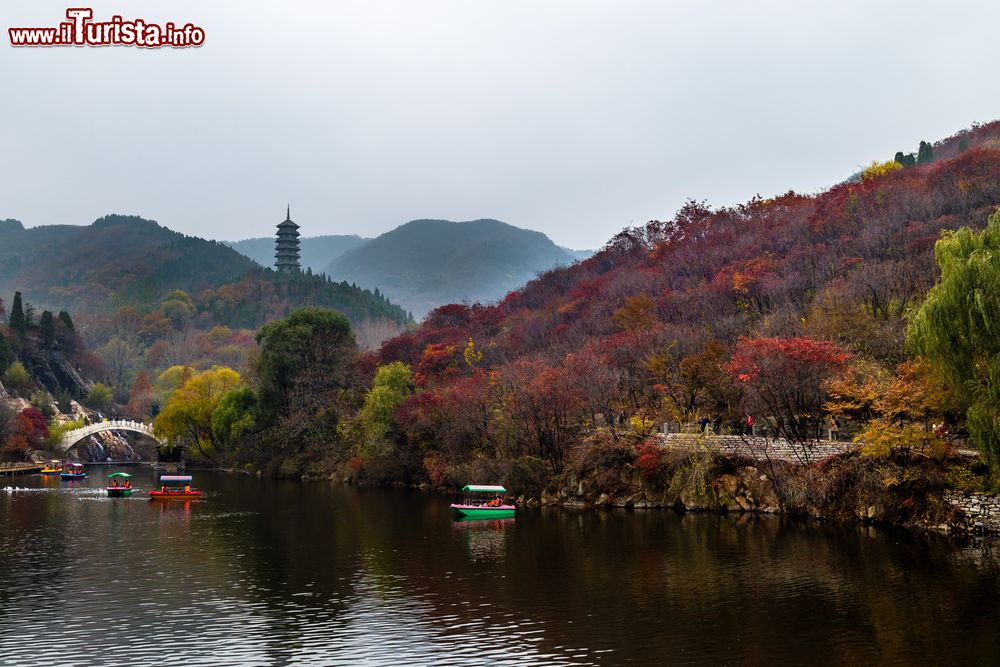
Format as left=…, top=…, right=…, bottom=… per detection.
left=450, top=485, right=515, bottom=519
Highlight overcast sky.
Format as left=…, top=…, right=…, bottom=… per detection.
left=2, top=1, right=999, bottom=249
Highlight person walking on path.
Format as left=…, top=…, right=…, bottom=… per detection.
left=746, top=414, right=754, bottom=436
left=829, top=417, right=840, bottom=441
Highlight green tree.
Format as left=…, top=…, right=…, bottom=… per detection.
left=57, top=310, right=75, bottom=331
left=8, top=291, right=26, bottom=338
left=0, top=332, right=14, bottom=372
left=917, top=140, right=935, bottom=165
left=909, top=209, right=1000, bottom=466
left=45, top=417, right=85, bottom=448
left=160, top=290, right=196, bottom=328
left=30, top=390, right=54, bottom=419
left=154, top=365, right=194, bottom=404
left=3, top=361, right=32, bottom=396
left=253, top=307, right=356, bottom=418
left=894, top=151, right=916, bottom=168
left=56, top=390, right=74, bottom=415
left=211, top=387, right=260, bottom=449
left=39, top=311, right=55, bottom=348
left=154, top=366, right=243, bottom=462
left=84, top=383, right=113, bottom=411
left=358, top=362, right=414, bottom=440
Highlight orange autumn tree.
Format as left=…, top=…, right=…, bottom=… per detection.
left=825, top=359, right=956, bottom=457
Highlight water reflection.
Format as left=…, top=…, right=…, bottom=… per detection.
left=1, top=471, right=999, bottom=665
left=451, top=518, right=514, bottom=562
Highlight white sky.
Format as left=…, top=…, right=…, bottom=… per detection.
left=2, top=0, right=999, bottom=249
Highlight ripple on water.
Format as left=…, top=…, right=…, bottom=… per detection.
left=4, top=474, right=1000, bottom=666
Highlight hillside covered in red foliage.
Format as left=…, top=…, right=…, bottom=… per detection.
left=357, top=121, right=1000, bottom=485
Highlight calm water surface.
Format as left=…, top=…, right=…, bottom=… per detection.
left=1, top=469, right=999, bottom=666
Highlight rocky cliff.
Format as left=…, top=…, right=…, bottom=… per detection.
left=16, top=335, right=91, bottom=397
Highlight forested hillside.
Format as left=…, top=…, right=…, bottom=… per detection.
left=340, top=121, right=1000, bottom=486
left=0, top=215, right=411, bottom=406
left=0, top=215, right=407, bottom=327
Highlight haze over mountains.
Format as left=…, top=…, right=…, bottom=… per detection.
left=226, top=235, right=368, bottom=275
left=0, top=215, right=409, bottom=330
left=229, top=218, right=591, bottom=318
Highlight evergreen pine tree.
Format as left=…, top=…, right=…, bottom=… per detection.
left=8, top=291, right=26, bottom=337
left=0, top=332, right=13, bottom=371
left=56, top=390, right=73, bottom=415
left=57, top=311, right=75, bottom=331
left=917, top=140, right=935, bottom=165
left=39, top=311, right=55, bottom=348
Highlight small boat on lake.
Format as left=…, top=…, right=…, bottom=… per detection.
left=106, top=472, right=133, bottom=497
left=148, top=475, right=201, bottom=500
left=60, top=463, right=86, bottom=480
left=41, top=460, right=63, bottom=475
left=450, top=485, right=515, bottom=519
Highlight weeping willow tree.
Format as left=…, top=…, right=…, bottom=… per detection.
left=908, top=208, right=1000, bottom=466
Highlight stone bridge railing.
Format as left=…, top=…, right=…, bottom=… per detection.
left=58, top=419, right=162, bottom=453
left=657, top=433, right=856, bottom=464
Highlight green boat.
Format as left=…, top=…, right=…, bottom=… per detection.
left=450, top=485, right=515, bottom=519
left=106, top=472, right=133, bottom=497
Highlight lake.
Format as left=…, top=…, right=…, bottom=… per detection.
left=1, top=469, right=998, bottom=665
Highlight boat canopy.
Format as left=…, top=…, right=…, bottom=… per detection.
left=108, top=472, right=132, bottom=479
left=462, top=485, right=507, bottom=493
left=49, top=459, right=61, bottom=463
left=68, top=463, right=84, bottom=468
left=160, top=475, right=192, bottom=482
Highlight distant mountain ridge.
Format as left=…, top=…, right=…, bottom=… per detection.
left=322, top=218, right=581, bottom=318
left=0, top=214, right=410, bottom=328
left=225, top=234, right=369, bottom=273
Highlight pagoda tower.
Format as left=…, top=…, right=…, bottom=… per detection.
left=275, top=204, right=301, bottom=272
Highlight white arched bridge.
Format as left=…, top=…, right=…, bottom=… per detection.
left=57, top=419, right=164, bottom=453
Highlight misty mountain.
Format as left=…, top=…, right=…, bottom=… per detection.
left=226, top=234, right=369, bottom=273
left=0, top=215, right=409, bottom=328
left=560, top=246, right=595, bottom=261
left=323, top=218, right=580, bottom=318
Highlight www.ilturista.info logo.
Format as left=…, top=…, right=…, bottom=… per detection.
left=9, top=8, right=205, bottom=48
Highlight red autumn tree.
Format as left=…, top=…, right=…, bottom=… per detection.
left=414, top=343, right=459, bottom=388
left=19, top=407, right=49, bottom=446
left=726, top=336, right=849, bottom=446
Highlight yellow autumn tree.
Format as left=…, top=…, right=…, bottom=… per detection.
left=154, top=366, right=243, bottom=462
left=613, top=295, right=658, bottom=332
left=861, top=159, right=903, bottom=183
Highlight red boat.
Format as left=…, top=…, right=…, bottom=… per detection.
left=148, top=475, right=202, bottom=500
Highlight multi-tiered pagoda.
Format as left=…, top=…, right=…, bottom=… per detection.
left=275, top=205, right=301, bottom=272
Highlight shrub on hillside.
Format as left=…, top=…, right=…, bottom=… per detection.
left=3, top=361, right=32, bottom=396
left=83, top=383, right=113, bottom=411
